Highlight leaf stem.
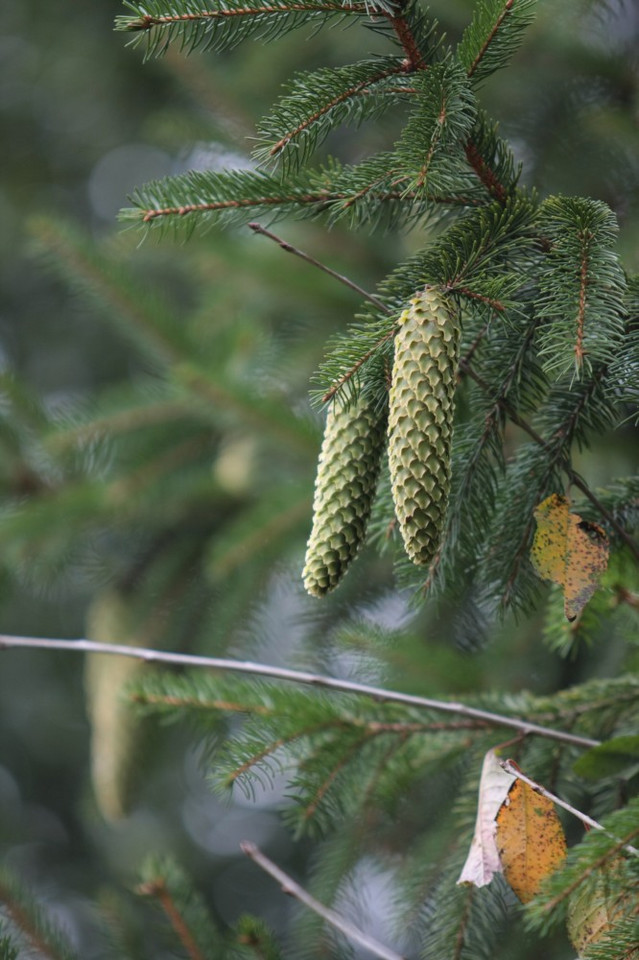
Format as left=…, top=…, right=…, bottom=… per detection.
left=0, top=634, right=601, bottom=748
left=240, top=841, right=406, bottom=960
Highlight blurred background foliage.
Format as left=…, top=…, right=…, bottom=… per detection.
left=0, top=0, right=638, bottom=957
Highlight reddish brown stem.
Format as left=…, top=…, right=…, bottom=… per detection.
left=126, top=3, right=369, bottom=30
left=467, top=0, right=515, bottom=79
left=138, top=879, right=206, bottom=960
left=385, top=4, right=426, bottom=71
left=269, top=64, right=407, bottom=158
left=464, top=139, right=508, bottom=203
left=0, top=880, right=67, bottom=960
left=576, top=233, right=591, bottom=366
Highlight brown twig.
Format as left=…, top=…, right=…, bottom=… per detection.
left=0, top=879, right=68, bottom=960
left=453, top=286, right=506, bottom=313
left=240, top=842, right=406, bottom=960
left=384, top=1, right=426, bottom=71
left=464, top=139, right=508, bottom=204
left=138, top=878, right=206, bottom=960
left=248, top=222, right=387, bottom=309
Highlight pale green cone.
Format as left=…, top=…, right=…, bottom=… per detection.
left=388, top=287, right=459, bottom=565
left=303, top=395, right=386, bottom=597
left=85, top=590, right=149, bottom=821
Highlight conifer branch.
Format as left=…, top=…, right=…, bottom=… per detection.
left=47, top=401, right=193, bottom=450
left=453, top=286, right=505, bottom=312
left=131, top=691, right=272, bottom=715
left=266, top=63, right=408, bottom=161
left=321, top=327, right=397, bottom=402
left=140, top=192, right=327, bottom=223
left=138, top=877, right=207, bottom=960
left=576, top=238, right=589, bottom=366
left=226, top=720, right=343, bottom=784
left=466, top=0, right=514, bottom=79
left=303, top=731, right=373, bottom=821
left=240, top=842, right=406, bottom=960
left=123, top=1, right=369, bottom=31
left=499, top=760, right=639, bottom=857
left=134, top=686, right=489, bottom=736
left=130, top=184, right=475, bottom=227
left=452, top=887, right=474, bottom=960
left=0, top=877, right=74, bottom=960
left=0, top=635, right=602, bottom=748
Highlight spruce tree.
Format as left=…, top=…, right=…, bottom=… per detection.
left=0, top=2, right=638, bottom=959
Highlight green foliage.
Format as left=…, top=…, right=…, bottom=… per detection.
left=0, top=930, right=18, bottom=960
left=393, top=58, right=477, bottom=193
left=2, top=1, right=639, bottom=959
left=456, top=0, right=537, bottom=85
left=115, top=0, right=391, bottom=57
left=0, top=868, right=80, bottom=960
left=536, top=197, right=626, bottom=379
left=254, top=57, right=420, bottom=172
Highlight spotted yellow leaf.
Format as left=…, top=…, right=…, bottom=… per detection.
left=531, top=493, right=609, bottom=621
left=496, top=776, right=567, bottom=904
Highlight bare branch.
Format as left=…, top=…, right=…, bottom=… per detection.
left=240, top=841, right=406, bottom=960
left=0, top=634, right=600, bottom=748
left=248, top=222, right=388, bottom=310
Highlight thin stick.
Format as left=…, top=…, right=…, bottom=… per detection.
left=499, top=760, right=639, bottom=858
left=240, top=841, right=405, bottom=960
left=0, top=634, right=600, bottom=749
left=248, top=222, right=388, bottom=311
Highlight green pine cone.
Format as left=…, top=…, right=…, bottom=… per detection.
left=388, top=286, right=459, bottom=565
left=85, top=590, right=148, bottom=821
left=303, top=395, right=386, bottom=597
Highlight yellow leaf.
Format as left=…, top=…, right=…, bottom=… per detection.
left=531, top=493, right=609, bottom=622
left=496, top=778, right=567, bottom=903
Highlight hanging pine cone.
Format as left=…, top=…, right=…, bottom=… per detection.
left=85, top=590, right=151, bottom=821
left=303, top=395, right=386, bottom=597
left=388, top=286, right=459, bottom=565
